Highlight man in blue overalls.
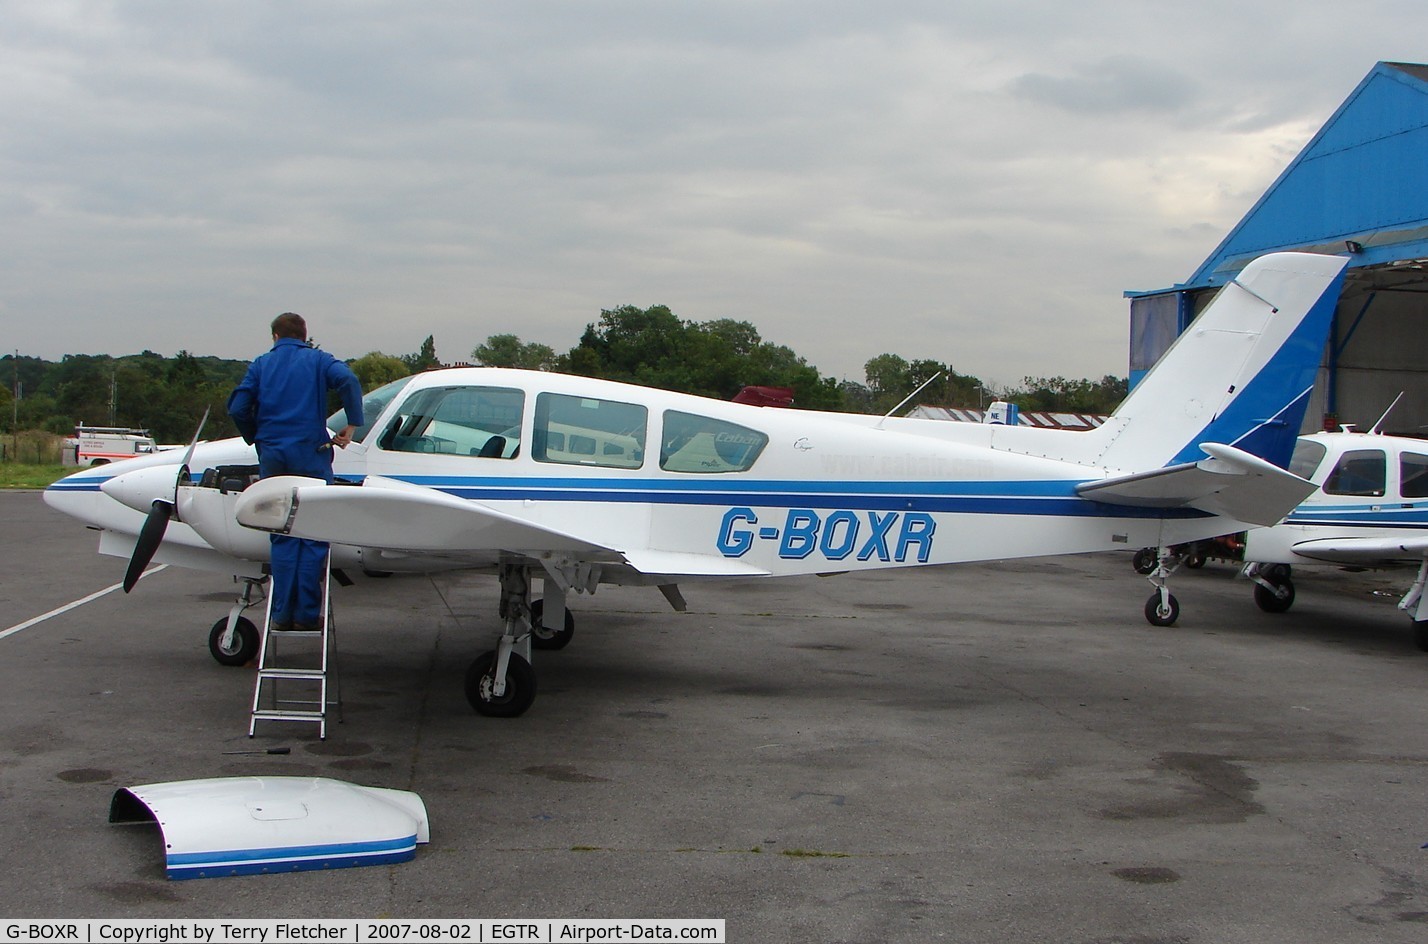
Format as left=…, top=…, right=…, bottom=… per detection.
left=228, top=313, right=365, bottom=631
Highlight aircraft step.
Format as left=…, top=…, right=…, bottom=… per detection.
left=251, top=709, right=327, bottom=723
left=258, top=667, right=327, bottom=681
left=248, top=560, right=341, bottom=740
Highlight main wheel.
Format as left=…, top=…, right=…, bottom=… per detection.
left=1412, top=620, right=1428, bottom=653
left=208, top=616, right=260, bottom=666
left=529, top=598, right=575, bottom=651
left=1133, top=548, right=1157, bottom=575
left=464, top=650, right=537, bottom=717
left=1253, top=576, right=1295, bottom=613
left=1144, top=591, right=1179, bottom=627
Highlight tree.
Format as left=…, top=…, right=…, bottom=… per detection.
left=349, top=352, right=411, bottom=391
left=472, top=335, right=561, bottom=371
left=402, top=335, right=441, bottom=372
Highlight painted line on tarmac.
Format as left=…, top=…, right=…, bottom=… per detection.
left=0, top=565, right=169, bottom=641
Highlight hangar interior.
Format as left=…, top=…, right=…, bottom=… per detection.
left=1129, top=61, right=1428, bottom=436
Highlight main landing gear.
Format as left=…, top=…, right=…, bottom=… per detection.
left=1244, top=562, right=1295, bottom=614
left=463, top=559, right=583, bottom=718
left=1141, top=546, right=1186, bottom=627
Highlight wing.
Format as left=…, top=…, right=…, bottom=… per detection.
left=1285, top=534, right=1428, bottom=564
left=233, top=475, right=771, bottom=579
left=235, top=475, right=616, bottom=555
left=1075, top=442, right=1317, bottom=527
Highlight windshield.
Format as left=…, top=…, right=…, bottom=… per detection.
left=328, top=375, right=416, bottom=443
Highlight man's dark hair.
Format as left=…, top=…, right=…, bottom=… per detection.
left=271, top=312, right=307, bottom=340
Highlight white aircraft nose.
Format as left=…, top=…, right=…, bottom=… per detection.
left=100, top=464, right=183, bottom=514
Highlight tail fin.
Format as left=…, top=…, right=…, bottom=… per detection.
left=1088, top=251, right=1348, bottom=472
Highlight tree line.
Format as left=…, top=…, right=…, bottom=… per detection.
left=2, top=305, right=1127, bottom=445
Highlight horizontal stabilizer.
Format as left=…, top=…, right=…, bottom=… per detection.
left=1287, top=535, right=1428, bottom=565
left=1077, top=442, right=1316, bottom=527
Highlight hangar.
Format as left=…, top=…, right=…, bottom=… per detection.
left=1128, top=61, right=1428, bottom=435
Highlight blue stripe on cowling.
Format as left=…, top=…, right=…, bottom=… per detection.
left=165, top=834, right=417, bottom=879
left=45, top=477, right=111, bottom=493
left=166, top=833, right=416, bottom=865
left=168, top=849, right=416, bottom=880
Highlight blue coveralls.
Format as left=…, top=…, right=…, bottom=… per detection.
left=227, top=337, right=364, bottom=627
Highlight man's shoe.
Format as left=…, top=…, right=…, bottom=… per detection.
left=291, top=621, right=320, bottom=632
left=270, top=620, right=294, bottom=632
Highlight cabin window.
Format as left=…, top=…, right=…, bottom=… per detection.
left=1401, top=452, right=1428, bottom=499
left=1287, top=439, right=1327, bottom=481
left=1322, top=449, right=1386, bottom=497
left=329, top=375, right=415, bottom=443
left=533, top=393, right=646, bottom=469
left=378, top=386, right=523, bottom=458
left=660, top=411, right=768, bottom=473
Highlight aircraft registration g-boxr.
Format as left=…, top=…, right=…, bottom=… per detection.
left=45, top=251, right=1348, bottom=717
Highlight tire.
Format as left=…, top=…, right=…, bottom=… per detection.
left=1144, top=592, right=1179, bottom=627
left=1133, top=548, right=1157, bottom=575
left=1413, top=620, right=1428, bottom=653
left=464, top=651, right=537, bottom=717
left=1253, top=577, right=1295, bottom=614
left=529, top=598, right=575, bottom=651
left=208, top=616, right=260, bottom=666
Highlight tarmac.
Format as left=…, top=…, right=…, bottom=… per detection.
left=1, top=488, right=1427, bottom=942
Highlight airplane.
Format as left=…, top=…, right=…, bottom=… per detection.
left=1239, top=405, right=1428, bottom=652
left=43, top=251, right=1349, bottom=717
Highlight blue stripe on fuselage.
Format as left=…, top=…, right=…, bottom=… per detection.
left=390, top=475, right=1209, bottom=520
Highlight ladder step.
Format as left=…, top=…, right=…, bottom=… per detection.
left=250, top=562, right=340, bottom=735
left=259, top=668, right=327, bottom=680
left=251, top=709, right=326, bottom=722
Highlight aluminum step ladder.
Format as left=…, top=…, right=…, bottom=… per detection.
left=248, top=558, right=342, bottom=739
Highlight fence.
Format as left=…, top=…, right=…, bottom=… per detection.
left=0, top=431, right=65, bottom=464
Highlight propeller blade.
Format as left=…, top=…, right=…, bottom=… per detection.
left=174, top=406, right=211, bottom=505
left=123, top=498, right=174, bottom=593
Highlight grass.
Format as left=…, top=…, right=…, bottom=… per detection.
left=0, top=464, right=69, bottom=489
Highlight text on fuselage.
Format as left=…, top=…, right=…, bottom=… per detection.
left=717, top=507, right=936, bottom=562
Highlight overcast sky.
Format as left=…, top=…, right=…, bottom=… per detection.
left=2, top=1, right=1423, bottom=388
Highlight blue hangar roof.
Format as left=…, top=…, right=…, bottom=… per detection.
left=1179, top=61, right=1428, bottom=291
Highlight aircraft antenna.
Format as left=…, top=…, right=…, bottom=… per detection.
left=877, top=371, right=943, bottom=429
left=1369, top=392, right=1404, bottom=435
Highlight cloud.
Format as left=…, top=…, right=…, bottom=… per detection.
left=0, top=1, right=1421, bottom=385
left=1008, top=56, right=1197, bottom=115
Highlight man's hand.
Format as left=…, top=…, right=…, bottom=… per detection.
left=332, top=424, right=357, bottom=448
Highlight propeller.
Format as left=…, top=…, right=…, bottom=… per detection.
left=121, top=407, right=210, bottom=593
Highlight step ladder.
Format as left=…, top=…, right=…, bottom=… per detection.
left=248, top=558, right=342, bottom=739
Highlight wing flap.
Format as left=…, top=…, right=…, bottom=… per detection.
left=1076, top=442, right=1316, bottom=527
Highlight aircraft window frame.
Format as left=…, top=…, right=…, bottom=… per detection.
left=377, top=385, right=524, bottom=459
left=1322, top=448, right=1387, bottom=498
left=532, top=393, right=647, bottom=469
left=1287, top=439, right=1328, bottom=482
left=328, top=375, right=415, bottom=444
left=1401, top=452, right=1428, bottom=500
left=659, top=411, right=769, bottom=474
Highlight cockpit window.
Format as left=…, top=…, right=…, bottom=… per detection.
left=1287, top=438, right=1327, bottom=480
left=328, top=375, right=415, bottom=444
left=1323, top=449, right=1386, bottom=497
left=533, top=393, right=646, bottom=469
left=378, top=386, right=524, bottom=459
left=1401, top=452, right=1428, bottom=499
left=660, top=411, right=768, bottom=473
